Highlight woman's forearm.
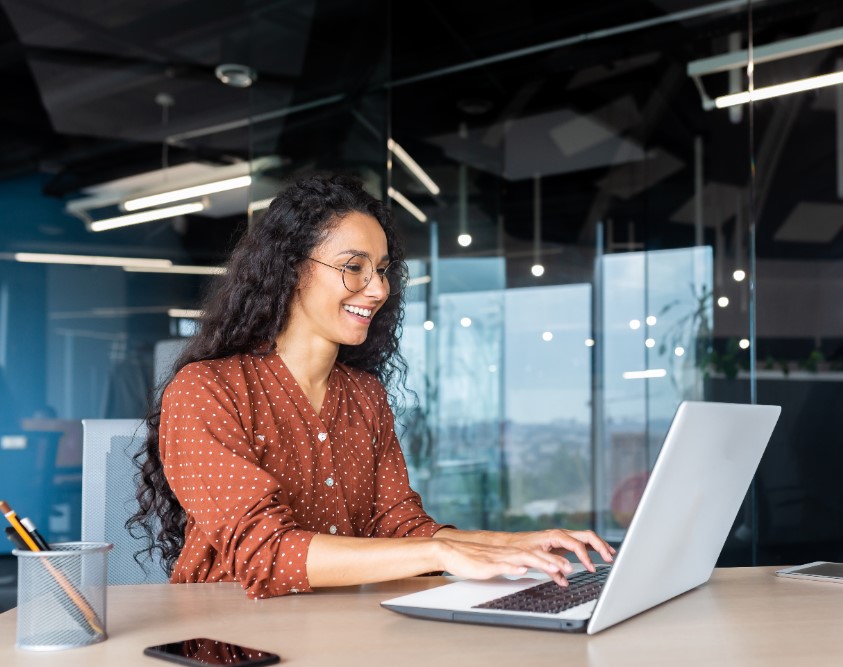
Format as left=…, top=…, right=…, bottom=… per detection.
left=305, top=534, right=443, bottom=587
left=305, top=532, right=575, bottom=588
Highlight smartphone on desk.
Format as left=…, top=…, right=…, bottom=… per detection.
left=775, top=561, right=843, bottom=584
left=144, top=638, right=281, bottom=666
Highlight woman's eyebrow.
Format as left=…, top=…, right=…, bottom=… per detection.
left=335, top=249, right=391, bottom=262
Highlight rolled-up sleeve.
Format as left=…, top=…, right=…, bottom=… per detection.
left=160, top=364, right=315, bottom=598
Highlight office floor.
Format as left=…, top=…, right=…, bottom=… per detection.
left=0, top=555, right=16, bottom=613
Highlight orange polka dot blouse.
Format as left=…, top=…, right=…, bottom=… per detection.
left=159, top=352, right=447, bottom=599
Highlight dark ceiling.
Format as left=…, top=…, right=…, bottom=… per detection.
left=0, top=0, right=842, bottom=264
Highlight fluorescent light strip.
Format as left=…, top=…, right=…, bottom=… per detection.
left=168, top=308, right=204, bottom=319
left=408, top=275, right=432, bottom=287
left=14, top=253, right=173, bottom=268
left=715, top=70, right=843, bottom=108
left=90, top=202, right=205, bottom=232
left=387, top=187, right=427, bottom=223
left=248, top=198, right=274, bottom=212
left=124, top=175, right=252, bottom=211
left=123, top=264, right=226, bottom=275
left=387, top=139, right=441, bottom=195
left=622, top=369, right=667, bottom=380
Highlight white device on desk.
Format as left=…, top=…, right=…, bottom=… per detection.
left=382, top=401, right=782, bottom=634
left=775, top=562, right=843, bottom=583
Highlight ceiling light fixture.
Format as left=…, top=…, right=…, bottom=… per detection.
left=532, top=174, right=544, bottom=278
left=387, top=139, right=440, bottom=195
left=248, top=198, right=274, bottom=213
left=124, top=176, right=251, bottom=211
left=168, top=308, right=204, bottom=318
left=622, top=369, right=667, bottom=379
left=14, top=253, right=173, bottom=268
left=714, top=70, right=843, bottom=108
left=688, top=26, right=843, bottom=110
left=407, top=275, right=432, bottom=287
left=123, top=264, right=225, bottom=275
left=387, top=187, right=427, bottom=222
left=457, top=164, right=472, bottom=247
left=90, top=202, right=205, bottom=232
left=215, top=64, right=257, bottom=88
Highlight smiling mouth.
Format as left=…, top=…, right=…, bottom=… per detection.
left=343, top=304, right=373, bottom=319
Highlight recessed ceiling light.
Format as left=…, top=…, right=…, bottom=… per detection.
left=215, top=64, right=257, bottom=88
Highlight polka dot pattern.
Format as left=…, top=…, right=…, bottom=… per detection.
left=159, top=352, right=447, bottom=599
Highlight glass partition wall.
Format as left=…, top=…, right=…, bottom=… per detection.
left=383, top=1, right=751, bottom=555
left=1, top=1, right=841, bottom=572
left=381, top=0, right=843, bottom=563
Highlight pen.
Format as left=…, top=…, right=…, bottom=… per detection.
left=1, top=500, right=104, bottom=636
left=20, top=517, right=51, bottom=551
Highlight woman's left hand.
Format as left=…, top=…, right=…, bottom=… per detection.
left=501, top=529, right=616, bottom=572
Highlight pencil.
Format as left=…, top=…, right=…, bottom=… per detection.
left=0, top=500, right=39, bottom=551
left=1, top=500, right=104, bottom=636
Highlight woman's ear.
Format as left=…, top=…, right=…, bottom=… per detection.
left=295, top=262, right=312, bottom=292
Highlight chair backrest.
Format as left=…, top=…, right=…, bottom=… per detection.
left=81, top=419, right=169, bottom=584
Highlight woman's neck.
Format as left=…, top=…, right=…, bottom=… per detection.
left=274, top=330, right=338, bottom=393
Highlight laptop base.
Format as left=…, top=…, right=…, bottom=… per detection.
left=383, top=603, right=590, bottom=632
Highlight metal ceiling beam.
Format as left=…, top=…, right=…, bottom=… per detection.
left=687, top=25, right=843, bottom=77
left=386, top=0, right=761, bottom=89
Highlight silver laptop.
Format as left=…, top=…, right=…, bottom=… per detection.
left=382, top=401, right=781, bottom=634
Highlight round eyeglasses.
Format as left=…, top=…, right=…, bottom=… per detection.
left=308, top=254, right=410, bottom=296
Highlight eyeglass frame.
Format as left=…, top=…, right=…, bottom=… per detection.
left=306, top=253, right=409, bottom=296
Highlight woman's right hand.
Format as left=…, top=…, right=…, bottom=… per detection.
left=434, top=538, right=575, bottom=586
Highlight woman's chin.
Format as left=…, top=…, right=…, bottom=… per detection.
left=337, top=331, right=369, bottom=347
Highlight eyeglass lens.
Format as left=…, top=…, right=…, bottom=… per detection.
left=341, top=254, right=409, bottom=295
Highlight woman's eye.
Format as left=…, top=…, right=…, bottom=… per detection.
left=344, top=263, right=364, bottom=274
left=376, top=267, right=388, bottom=277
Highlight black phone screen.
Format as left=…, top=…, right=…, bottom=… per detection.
left=144, top=638, right=281, bottom=666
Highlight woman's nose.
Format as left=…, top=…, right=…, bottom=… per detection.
left=363, top=271, right=388, bottom=300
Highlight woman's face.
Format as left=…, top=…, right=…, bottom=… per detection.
left=291, top=211, right=391, bottom=348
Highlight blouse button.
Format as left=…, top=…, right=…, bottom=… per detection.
left=325, top=477, right=334, bottom=487
left=318, top=432, right=328, bottom=442
left=329, top=525, right=338, bottom=535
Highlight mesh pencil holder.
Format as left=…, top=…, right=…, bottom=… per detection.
left=13, top=542, right=113, bottom=651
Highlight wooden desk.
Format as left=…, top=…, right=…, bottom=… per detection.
left=1, top=567, right=841, bottom=666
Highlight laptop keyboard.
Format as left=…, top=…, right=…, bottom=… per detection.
left=473, top=567, right=610, bottom=615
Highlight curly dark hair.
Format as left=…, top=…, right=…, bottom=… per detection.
left=127, top=173, right=410, bottom=574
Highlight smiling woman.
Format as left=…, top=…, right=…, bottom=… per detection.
left=127, top=173, right=614, bottom=599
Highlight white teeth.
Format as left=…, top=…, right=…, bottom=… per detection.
left=343, top=305, right=372, bottom=318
